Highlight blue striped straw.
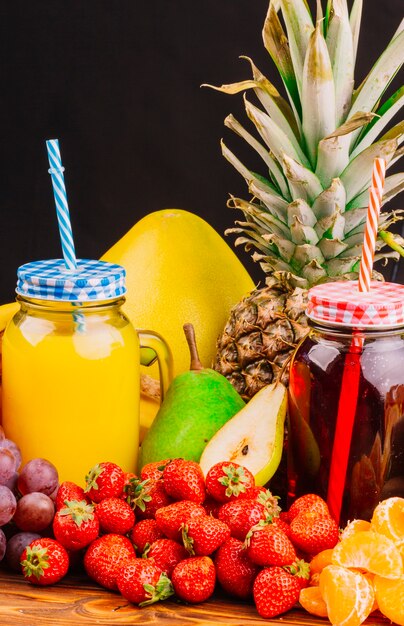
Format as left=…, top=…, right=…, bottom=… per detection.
left=46, top=139, right=77, bottom=271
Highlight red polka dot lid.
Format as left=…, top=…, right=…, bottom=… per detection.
left=306, top=281, right=404, bottom=329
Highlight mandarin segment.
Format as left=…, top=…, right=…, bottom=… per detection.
left=374, top=574, right=404, bottom=626
left=370, top=497, right=404, bottom=548
left=332, top=530, right=403, bottom=579
left=310, top=548, right=334, bottom=574
left=362, top=573, right=378, bottom=613
left=309, top=549, right=334, bottom=586
left=319, top=564, right=375, bottom=626
left=340, top=519, right=371, bottom=541
left=299, top=585, right=328, bottom=618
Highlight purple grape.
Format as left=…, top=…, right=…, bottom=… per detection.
left=13, top=492, right=55, bottom=532
left=0, top=528, right=6, bottom=562
left=3, top=471, right=18, bottom=494
left=0, top=448, right=17, bottom=485
left=17, top=458, right=58, bottom=496
left=6, top=532, right=41, bottom=571
left=0, top=439, right=22, bottom=471
left=0, top=484, right=17, bottom=525
left=49, top=482, right=60, bottom=502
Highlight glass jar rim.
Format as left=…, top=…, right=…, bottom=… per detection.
left=16, top=294, right=126, bottom=312
left=308, top=317, right=404, bottom=336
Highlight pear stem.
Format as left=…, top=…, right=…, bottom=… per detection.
left=183, top=324, right=204, bottom=371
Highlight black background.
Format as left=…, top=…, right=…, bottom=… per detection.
left=0, top=1, right=403, bottom=303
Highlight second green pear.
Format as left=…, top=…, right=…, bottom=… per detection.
left=138, top=325, right=245, bottom=469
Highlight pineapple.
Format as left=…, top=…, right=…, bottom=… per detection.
left=209, top=0, right=404, bottom=400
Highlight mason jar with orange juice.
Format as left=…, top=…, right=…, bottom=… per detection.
left=2, top=258, right=170, bottom=484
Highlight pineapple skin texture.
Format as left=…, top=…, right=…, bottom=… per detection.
left=101, top=208, right=255, bottom=379
left=215, top=275, right=308, bottom=400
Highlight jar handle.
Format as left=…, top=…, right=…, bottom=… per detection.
left=138, top=330, right=173, bottom=402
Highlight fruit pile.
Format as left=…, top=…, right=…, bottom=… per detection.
left=0, top=443, right=334, bottom=618
left=1, top=442, right=404, bottom=625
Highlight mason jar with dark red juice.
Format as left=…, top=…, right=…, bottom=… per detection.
left=287, top=281, right=404, bottom=526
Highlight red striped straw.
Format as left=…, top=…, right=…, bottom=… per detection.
left=326, top=157, right=386, bottom=523
left=358, top=158, right=387, bottom=292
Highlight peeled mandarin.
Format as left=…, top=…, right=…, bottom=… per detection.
left=374, top=574, right=404, bottom=626
left=332, top=530, right=403, bottom=579
left=309, top=549, right=334, bottom=576
left=319, top=564, right=374, bottom=626
left=299, top=585, right=328, bottom=618
left=362, top=572, right=378, bottom=613
left=370, top=497, right=404, bottom=548
left=340, top=519, right=371, bottom=541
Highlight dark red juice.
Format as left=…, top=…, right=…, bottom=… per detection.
left=288, top=326, right=404, bottom=525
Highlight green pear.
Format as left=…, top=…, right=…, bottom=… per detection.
left=199, top=382, right=287, bottom=486
left=138, top=324, right=245, bottom=469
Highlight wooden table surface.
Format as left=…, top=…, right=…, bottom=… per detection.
left=0, top=569, right=393, bottom=626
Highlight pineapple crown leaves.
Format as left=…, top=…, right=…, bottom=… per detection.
left=124, top=477, right=152, bottom=512
left=205, top=0, right=404, bottom=286
left=218, top=464, right=250, bottom=497
left=59, top=500, right=95, bottom=526
left=21, top=545, right=50, bottom=580
left=139, top=573, right=175, bottom=607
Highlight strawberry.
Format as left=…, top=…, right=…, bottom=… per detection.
left=21, top=538, right=69, bottom=586
left=239, top=485, right=267, bottom=500
left=271, top=515, right=292, bottom=538
left=255, top=489, right=282, bottom=517
left=289, top=511, right=339, bottom=555
left=130, top=519, right=164, bottom=553
left=202, top=496, right=221, bottom=518
left=121, top=472, right=137, bottom=499
left=117, top=558, right=173, bottom=606
left=218, top=499, right=269, bottom=541
left=84, top=462, right=125, bottom=503
left=288, top=493, right=330, bottom=521
left=96, top=497, right=135, bottom=534
left=140, top=459, right=171, bottom=482
left=172, top=556, right=216, bottom=603
left=53, top=500, right=99, bottom=551
left=55, top=481, right=89, bottom=511
left=246, top=524, right=297, bottom=567
left=214, top=537, right=260, bottom=599
left=182, top=515, right=230, bottom=556
left=163, top=459, right=206, bottom=503
left=145, top=538, right=189, bottom=576
left=125, top=477, right=172, bottom=520
left=253, top=566, right=301, bottom=618
left=84, top=533, right=135, bottom=589
left=205, top=462, right=255, bottom=503
left=284, top=559, right=311, bottom=590
left=155, top=500, right=206, bottom=541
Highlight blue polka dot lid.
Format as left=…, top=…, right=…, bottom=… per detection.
left=16, top=258, right=126, bottom=302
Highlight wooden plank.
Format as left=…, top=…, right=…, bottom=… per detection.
left=0, top=570, right=392, bottom=626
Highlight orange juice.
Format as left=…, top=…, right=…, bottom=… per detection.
left=2, top=298, right=140, bottom=485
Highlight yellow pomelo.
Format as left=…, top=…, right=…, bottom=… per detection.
left=0, top=302, right=18, bottom=332
left=101, top=209, right=255, bottom=380
left=0, top=302, right=19, bottom=425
